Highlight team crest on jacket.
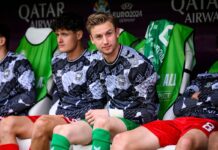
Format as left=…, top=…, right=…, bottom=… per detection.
left=75, top=72, right=83, bottom=81
left=4, top=69, right=10, bottom=79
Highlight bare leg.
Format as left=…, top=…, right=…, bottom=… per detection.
left=30, top=115, right=67, bottom=150
left=53, top=120, right=92, bottom=145
left=90, top=117, right=128, bottom=150
left=0, top=116, right=33, bottom=144
left=176, top=129, right=208, bottom=150
left=208, top=131, right=218, bottom=150
left=111, top=126, right=160, bottom=150
left=93, top=117, right=127, bottom=138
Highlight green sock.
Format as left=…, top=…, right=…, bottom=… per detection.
left=51, top=134, right=71, bottom=150
left=92, top=128, right=111, bottom=150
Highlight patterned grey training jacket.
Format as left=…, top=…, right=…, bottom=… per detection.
left=174, top=73, right=218, bottom=121
left=95, top=45, right=158, bottom=124
left=0, top=51, right=36, bottom=116
left=52, top=50, right=106, bottom=119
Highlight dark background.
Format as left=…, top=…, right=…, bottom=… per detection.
left=0, top=0, right=217, bottom=77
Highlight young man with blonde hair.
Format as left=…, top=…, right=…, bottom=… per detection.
left=50, top=12, right=158, bottom=150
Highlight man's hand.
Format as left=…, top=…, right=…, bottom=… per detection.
left=191, top=92, right=200, bottom=100
left=85, top=109, right=109, bottom=125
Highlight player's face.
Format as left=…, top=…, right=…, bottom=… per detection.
left=55, top=29, right=79, bottom=53
left=0, top=36, right=6, bottom=48
left=90, top=21, right=119, bottom=59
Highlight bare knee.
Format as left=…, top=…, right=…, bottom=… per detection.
left=178, top=137, right=193, bottom=149
left=53, top=125, right=69, bottom=136
left=54, top=123, right=92, bottom=145
left=54, top=123, right=88, bottom=137
left=94, top=117, right=109, bottom=130
left=0, top=116, right=18, bottom=135
left=209, top=131, right=218, bottom=142
left=53, top=124, right=77, bottom=142
left=32, top=117, right=51, bottom=138
left=177, top=136, right=203, bottom=150
left=112, top=133, right=129, bottom=150
left=208, top=132, right=218, bottom=150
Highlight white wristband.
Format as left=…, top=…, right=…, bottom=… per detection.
left=108, top=109, right=124, bottom=118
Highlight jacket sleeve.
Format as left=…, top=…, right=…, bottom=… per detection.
left=0, top=60, right=36, bottom=116
left=173, top=77, right=201, bottom=116
left=0, top=90, right=36, bottom=116
left=108, top=102, right=157, bottom=124
left=210, top=90, right=218, bottom=106
left=173, top=75, right=218, bottom=116
left=51, top=83, right=61, bottom=104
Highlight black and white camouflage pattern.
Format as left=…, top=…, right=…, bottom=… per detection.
left=52, top=50, right=106, bottom=119
left=174, top=73, right=218, bottom=121
left=95, top=45, right=158, bottom=124
left=0, top=51, right=36, bottom=116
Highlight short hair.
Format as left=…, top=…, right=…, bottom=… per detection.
left=51, top=12, right=85, bottom=32
left=0, top=24, right=10, bottom=48
left=86, top=12, right=117, bottom=34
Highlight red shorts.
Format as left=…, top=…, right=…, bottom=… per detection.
left=143, top=117, right=218, bottom=147
left=27, top=116, right=76, bottom=123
